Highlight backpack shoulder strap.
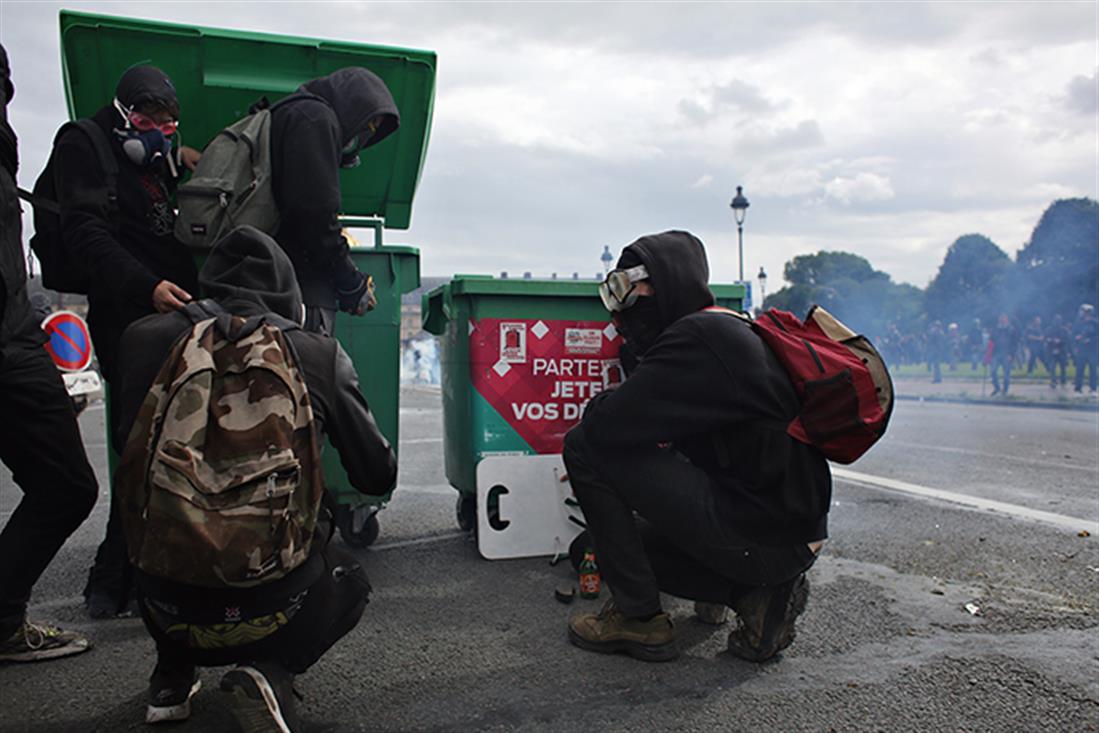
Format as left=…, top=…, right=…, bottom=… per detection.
left=72, top=120, right=118, bottom=216
left=703, top=305, right=753, bottom=324
left=16, top=186, right=57, bottom=214
left=180, top=299, right=226, bottom=325
left=43, top=119, right=120, bottom=229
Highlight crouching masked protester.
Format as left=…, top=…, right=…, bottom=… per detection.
left=113, top=226, right=396, bottom=730
left=565, top=231, right=830, bottom=663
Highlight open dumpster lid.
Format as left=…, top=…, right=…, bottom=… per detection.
left=58, top=10, right=436, bottom=229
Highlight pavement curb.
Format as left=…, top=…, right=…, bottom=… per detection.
left=895, top=393, right=1099, bottom=412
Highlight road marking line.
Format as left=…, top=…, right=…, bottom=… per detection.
left=400, top=438, right=444, bottom=444
left=371, top=531, right=467, bottom=551
left=832, top=467, right=1099, bottom=534
left=885, top=439, right=1098, bottom=473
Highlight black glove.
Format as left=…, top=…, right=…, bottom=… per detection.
left=336, top=270, right=376, bottom=316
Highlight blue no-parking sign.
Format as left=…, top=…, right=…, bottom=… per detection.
left=42, top=311, right=94, bottom=372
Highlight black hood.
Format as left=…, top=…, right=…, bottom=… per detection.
left=199, top=226, right=304, bottom=322
left=617, top=230, right=714, bottom=330
left=300, top=67, right=399, bottom=149
left=115, top=65, right=179, bottom=118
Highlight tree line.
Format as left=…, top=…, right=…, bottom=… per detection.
left=761, top=197, right=1099, bottom=360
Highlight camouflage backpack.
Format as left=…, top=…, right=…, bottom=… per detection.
left=117, top=301, right=325, bottom=589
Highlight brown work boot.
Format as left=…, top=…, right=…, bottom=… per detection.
left=568, top=599, right=678, bottom=662
left=727, top=573, right=810, bottom=662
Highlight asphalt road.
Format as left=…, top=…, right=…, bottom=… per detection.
left=1, top=387, right=1097, bottom=732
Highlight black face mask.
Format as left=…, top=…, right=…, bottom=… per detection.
left=615, top=296, right=663, bottom=355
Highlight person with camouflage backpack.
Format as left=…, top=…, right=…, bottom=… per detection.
left=112, top=226, right=396, bottom=731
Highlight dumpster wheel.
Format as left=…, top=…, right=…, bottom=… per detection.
left=456, top=494, right=476, bottom=532
left=336, top=505, right=381, bottom=548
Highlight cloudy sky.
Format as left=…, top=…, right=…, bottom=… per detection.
left=1, top=1, right=1095, bottom=296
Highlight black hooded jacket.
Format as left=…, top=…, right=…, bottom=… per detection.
left=580, top=231, right=831, bottom=545
left=54, top=103, right=198, bottom=379
left=115, top=226, right=397, bottom=604
left=0, top=42, right=44, bottom=356
left=270, top=68, right=399, bottom=308
left=114, top=225, right=397, bottom=492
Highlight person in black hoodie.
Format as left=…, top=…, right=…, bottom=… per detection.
left=113, top=225, right=396, bottom=729
left=270, top=67, right=400, bottom=335
left=564, top=231, right=829, bottom=663
left=0, top=43, right=98, bottom=663
left=54, top=65, right=202, bottom=619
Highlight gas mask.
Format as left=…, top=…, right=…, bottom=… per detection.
left=340, top=118, right=383, bottom=169
left=112, top=97, right=177, bottom=173
left=615, top=296, right=664, bottom=355
left=340, top=135, right=361, bottom=169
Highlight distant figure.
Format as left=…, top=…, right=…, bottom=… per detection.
left=1072, top=303, right=1097, bottom=393
left=926, top=320, right=945, bottom=383
left=0, top=43, right=97, bottom=663
left=966, top=319, right=984, bottom=370
left=1024, top=315, right=1045, bottom=375
left=989, top=313, right=1018, bottom=396
left=946, top=322, right=960, bottom=371
left=1045, top=314, right=1070, bottom=388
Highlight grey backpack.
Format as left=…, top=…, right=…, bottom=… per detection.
left=175, top=93, right=322, bottom=248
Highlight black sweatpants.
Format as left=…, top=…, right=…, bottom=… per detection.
left=563, top=424, right=816, bottom=618
left=0, top=345, right=98, bottom=635
left=141, top=544, right=370, bottom=675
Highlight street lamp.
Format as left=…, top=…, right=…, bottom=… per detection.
left=729, top=185, right=750, bottom=282
left=757, top=266, right=768, bottom=305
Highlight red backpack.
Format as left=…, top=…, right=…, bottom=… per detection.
left=709, top=305, right=894, bottom=464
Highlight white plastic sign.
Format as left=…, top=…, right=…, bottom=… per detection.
left=475, top=454, right=585, bottom=560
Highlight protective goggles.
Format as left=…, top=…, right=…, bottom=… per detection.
left=113, top=98, right=178, bottom=136
left=599, top=264, right=649, bottom=312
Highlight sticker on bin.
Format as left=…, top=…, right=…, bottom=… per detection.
left=564, top=328, right=602, bottom=354
left=472, top=317, right=622, bottom=454
left=499, top=322, right=527, bottom=363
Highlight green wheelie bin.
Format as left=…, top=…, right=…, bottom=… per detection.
left=422, top=275, right=745, bottom=531
left=57, top=10, right=437, bottom=546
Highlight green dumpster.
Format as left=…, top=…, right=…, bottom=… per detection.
left=58, top=10, right=437, bottom=546
left=422, top=275, right=745, bottom=530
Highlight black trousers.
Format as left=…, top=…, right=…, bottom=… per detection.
left=563, top=425, right=816, bottom=618
left=83, top=375, right=133, bottom=608
left=142, top=545, right=370, bottom=675
left=0, top=346, right=97, bottom=634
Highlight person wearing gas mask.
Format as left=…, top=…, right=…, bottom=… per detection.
left=52, top=65, right=201, bottom=620
left=563, top=231, right=829, bottom=663
left=269, top=67, right=400, bottom=334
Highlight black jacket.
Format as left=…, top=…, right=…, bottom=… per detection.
left=0, top=43, right=44, bottom=357
left=270, top=68, right=399, bottom=308
left=116, top=226, right=396, bottom=605
left=54, top=104, right=197, bottom=379
left=580, top=231, right=831, bottom=545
